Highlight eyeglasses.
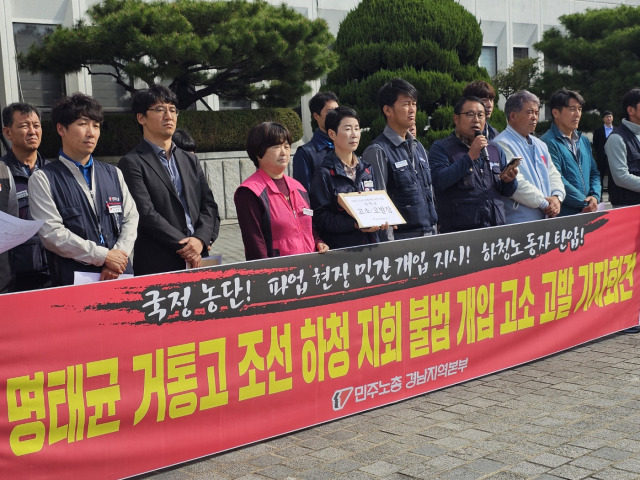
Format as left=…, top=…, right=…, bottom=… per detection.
left=147, top=106, right=179, bottom=117
left=459, top=111, right=485, bottom=120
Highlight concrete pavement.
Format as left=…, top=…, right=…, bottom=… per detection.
left=139, top=222, right=640, bottom=480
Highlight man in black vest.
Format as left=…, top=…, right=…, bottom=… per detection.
left=28, top=94, right=139, bottom=286
left=604, top=89, right=640, bottom=333
left=0, top=162, right=17, bottom=293
left=428, top=96, right=518, bottom=233
left=1, top=102, right=51, bottom=290
left=363, top=78, right=437, bottom=239
left=292, top=91, right=339, bottom=191
left=605, top=88, right=640, bottom=208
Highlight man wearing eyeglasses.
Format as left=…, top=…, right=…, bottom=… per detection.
left=494, top=90, right=565, bottom=224
left=118, top=84, right=220, bottom=276
left=428, top=96, right=518, bottom=233
left=540, top=88, right=601, bottom=216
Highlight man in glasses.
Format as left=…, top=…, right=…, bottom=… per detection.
left=494, top=90, right=565, bottom=224
left=462, top=81, right=500, bottom=140
left=118, top=84, right=220, bottom=275
left=428, top=96, right=518, bottom=233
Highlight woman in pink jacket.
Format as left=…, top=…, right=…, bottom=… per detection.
left=234, top=122, right=329, bottom=260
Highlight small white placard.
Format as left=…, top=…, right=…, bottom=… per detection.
left=73, top=272, right=134, bottom=285
left=338, top=191, right=406, bottom=229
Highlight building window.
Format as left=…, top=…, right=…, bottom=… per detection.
left=90, top=65, right=132, bottom=111
left=544, top=57, right=559, bottom=73
left=479, top=46, right=497, bottom=78
left=513, top=47, right=529, bottom=61
left=218, top=97, right=252, bottom=110
left=13, top=23, right=65, bottom=108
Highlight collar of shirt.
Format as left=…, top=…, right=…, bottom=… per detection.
left=144, top=138, right=176, bottom=161
left=60, top=150, right=93, bottom=188
left=506, top=125, right=534, bottom=145
left=382, top=125, right=409, bottom=148
left=622, top=118, right=640, bottom=135
left=311, top=129, right=334, bottom=151
left=560, top=130, right=579, bottom=155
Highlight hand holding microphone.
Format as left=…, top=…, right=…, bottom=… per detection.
left=473, top=130, right=490, bottom=162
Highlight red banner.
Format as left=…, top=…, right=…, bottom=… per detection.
left=1, top=207, right=638, bottom=479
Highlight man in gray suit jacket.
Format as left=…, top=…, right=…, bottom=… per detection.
left=118, top=84, right=220, bottom=276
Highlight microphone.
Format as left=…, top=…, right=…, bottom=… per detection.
left=474, top=130, right=489, bottom=162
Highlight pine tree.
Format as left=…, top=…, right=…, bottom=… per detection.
left=534, top=5, right=640, bottom=118
left=19, top=0, right=337, bottom=110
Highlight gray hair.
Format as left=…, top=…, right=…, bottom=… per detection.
left=504, top=90, right=540, bottom=118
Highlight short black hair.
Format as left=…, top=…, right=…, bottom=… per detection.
left=549, top=88, right=585, bottom=112
left=132, top=84, right=178, bottom=133
left=602, top=110, right=613, bottom=117
left=453, top=96, right=485, bottom=115
left=324, top=106, right=359, bottom=134
left=2, top=102, right=41, bottom=128
left=172, top=128, right=196, bottom=152
left=51, top=93, right=103, bottom=129
left=462, top=81, right=496, bottom=100
left=377, top=78, right=418, bottom=119
left=308, top=91, right=338, bottom=116
left=622, top=88, right=640, bottom=120
left=246, top=122, right=292, bottom=168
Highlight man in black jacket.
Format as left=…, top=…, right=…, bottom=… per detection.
left=592, top=110, right=614, bottom=188
left=118, top=85, right=220, bottom=276
left=1, top=103, right=50, bottom=290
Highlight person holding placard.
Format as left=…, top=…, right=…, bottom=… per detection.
left=310, top=107, right=387, bottom=249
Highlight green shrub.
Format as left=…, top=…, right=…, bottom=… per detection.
left=425, top=128, right=453, bottom=149
left=326, top=0, right=489, bottom=124
left=578, top=112, right=604, bottom=133
left=38, top=108, right=303, bottom=158
left=489, top=109, right=507, bottom=132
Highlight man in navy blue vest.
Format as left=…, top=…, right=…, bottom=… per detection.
left=363, top=78, right=437, bottom=239
left=292, top=91, right=339, bottom=191
left=605, top=88, right=640, bottom=207
left=0, top=162, right=17, bottom=293
left=28, top=94, right=139, bottom=286
left=428, top=96, right=518, bottom=233
left=1, top=102, right=51, bottom=291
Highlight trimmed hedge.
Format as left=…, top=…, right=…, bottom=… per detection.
left=37, top=108, right=303, bottom=158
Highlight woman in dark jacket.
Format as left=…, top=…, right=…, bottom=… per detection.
left=310, top=107, right=387, bottom=249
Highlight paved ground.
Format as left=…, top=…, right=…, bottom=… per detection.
left=139, top=221, right=640, bottom=480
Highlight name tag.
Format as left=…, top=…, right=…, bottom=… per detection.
left=363, top=180, right=374, bottom=191
left=17, top=190, right=28, bottom=199
left=395, top=160, right=409, bottom=168
left=108, top=203, right=123, bottom=214
left=302, top=208, right=313, bottom=216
